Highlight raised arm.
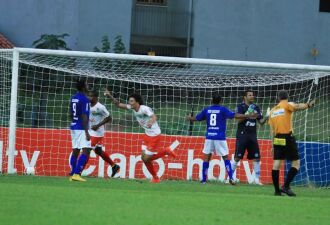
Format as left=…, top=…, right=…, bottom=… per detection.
left=292, top=100, right=315, bottom=111
left=104, top=88, right=129, bottom=110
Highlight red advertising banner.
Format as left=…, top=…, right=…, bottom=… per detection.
left=0, top=128, right=276, bottom=184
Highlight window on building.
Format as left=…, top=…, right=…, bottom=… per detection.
left=320, top=0, right=330, bottom=12
left=136, top=0, right=167, bottom=6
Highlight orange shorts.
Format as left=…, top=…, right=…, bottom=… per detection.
left=142, top=134, right=162, bottom=155
left=91, top=136, right=104, bottom=148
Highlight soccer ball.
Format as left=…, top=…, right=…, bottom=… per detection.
left=24, top=167, right=35, bottom=175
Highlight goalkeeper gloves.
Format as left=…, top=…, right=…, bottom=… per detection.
left=245, top=104, right=255, bottom=115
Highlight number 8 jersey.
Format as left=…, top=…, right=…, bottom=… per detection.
left=70, top=92, right=90, bottom=130
left=195, top=105, right=235, bottom=140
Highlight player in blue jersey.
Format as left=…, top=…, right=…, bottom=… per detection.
left=69, top=79, right=92, bottom=182
left=187, top=94, right=257, bottom=185
left=231, top=90, right=269, bottom=185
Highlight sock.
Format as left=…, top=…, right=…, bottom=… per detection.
left=272, top=170, right=280, bottom=192
left=98, top=150, right=115, bottom=167
left=231, top=160, right=238, bottom=173
left=69, top=154, right=78, bottom=176
left=74, top=154, right=88, bottom=175
left=144, top=162, right=157, bottom=178
left=284, top=167, right=298, bottom=188
left=253, top=161, right=261, bottom=180
left=150, top=149, right=167, bottom=161
left=224, top=159, right=233, bottom=180
left=82, top=155, right=90, bottom=171
left=202, top=161, right=209, bottom=182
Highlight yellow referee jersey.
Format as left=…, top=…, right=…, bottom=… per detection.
left=268, top=100, right=294, bottom=135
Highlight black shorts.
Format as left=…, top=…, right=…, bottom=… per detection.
left=273, top=134, right=299, bottom=161
left=235, top=133, right=260, bottom=160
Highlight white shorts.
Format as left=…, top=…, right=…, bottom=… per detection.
left=202, top=139, right=229, bottom=156
left=70, top=130, right=91, bottom=149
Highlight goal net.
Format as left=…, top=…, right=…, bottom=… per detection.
left=0, top=48, right=329, bottom=187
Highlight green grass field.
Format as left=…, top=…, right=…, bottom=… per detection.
left=0, top=176, right=329, bottom=225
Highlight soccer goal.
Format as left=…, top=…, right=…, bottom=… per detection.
left=0, top=48, right=329, bottom=186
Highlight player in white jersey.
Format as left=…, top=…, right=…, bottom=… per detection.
left=88, top=90, right=120, bottom=177
left=104, top=89, right=178, bottom=183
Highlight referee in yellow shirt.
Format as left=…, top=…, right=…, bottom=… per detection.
left=268, top=90, right=315, bottom=196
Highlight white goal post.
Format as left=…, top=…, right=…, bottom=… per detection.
left=0, top=47, right=329, bottom=186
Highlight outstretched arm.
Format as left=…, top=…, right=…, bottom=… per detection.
left=104, top=88, right=129, bottom=110
left=293, top=100, right=315, bottom=111
left=234, top=113, right=258, bottom=120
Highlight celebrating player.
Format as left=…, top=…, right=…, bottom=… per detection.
left=88, top=90, right=120, bottom=177
left=231, top=90, right=269, bottom=185
left=69, top=79, right=92, bottom=182
left=269, top=90, right=315, bottom=196
left=187, top=94, right=257, bottom=185
left=104, top=89, right=178, bottom=183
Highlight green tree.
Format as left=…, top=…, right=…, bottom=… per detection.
left=32, top=33, right=70, bottom=50
left=113, top=35, right=126, bottom=54
left=94, top=35, right=111, bottom=53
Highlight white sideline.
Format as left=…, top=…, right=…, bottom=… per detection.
left=2, top=47, right=330, bottom=72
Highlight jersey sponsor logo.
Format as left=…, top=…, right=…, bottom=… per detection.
left=245, top=121, right=256, bottom=127
left=271, top=108, right=285, bottom=118
left=207, top=110, right=220, bottom=113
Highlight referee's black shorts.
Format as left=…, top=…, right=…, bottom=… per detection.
left=273, top=133, right=299, bottom=161
left=235, top=133, right=260, bottom=160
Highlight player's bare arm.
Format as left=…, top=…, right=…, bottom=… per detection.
left=234, top=113, right=258, bottom=120
left=258, top=107, right=271, bottom=125
left=91, top=115, right=112, bottom=131
left=293, top=99, right=316, bottom=111
left=187, top=115, right=197, bottom=121
left=104, top=88, right=128, bottom=110
left=187, top=113, right=257, bottom=121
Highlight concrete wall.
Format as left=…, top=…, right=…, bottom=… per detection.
left=78, top=0, right=132, bottom=51
left=0, top=0, right=132, bottom=52
left=192, top=0, right=330, bottom=65
left=0, top=0, right=79, bottom=49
